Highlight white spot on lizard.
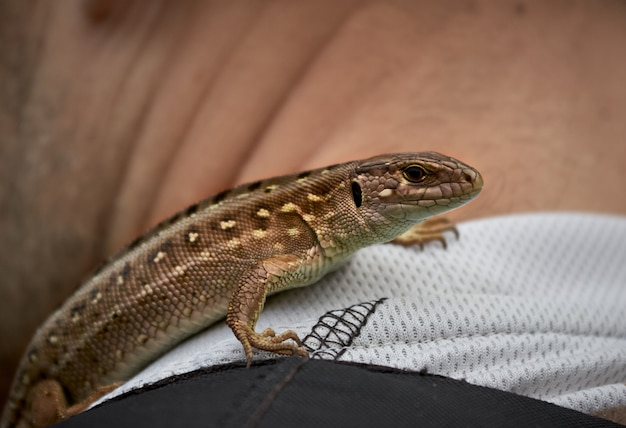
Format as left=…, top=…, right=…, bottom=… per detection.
left=220, top=220, right=236, bottom=230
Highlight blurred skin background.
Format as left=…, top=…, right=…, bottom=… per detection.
left=0, top=0, right=625, bottom=407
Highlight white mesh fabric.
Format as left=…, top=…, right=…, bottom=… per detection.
left=98, top=213, right=626, bottom=415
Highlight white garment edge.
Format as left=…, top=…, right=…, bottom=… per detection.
left=95, top=212, right=626, bottom=416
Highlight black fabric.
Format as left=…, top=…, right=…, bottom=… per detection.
left=57, top=358, right=622, bottom=427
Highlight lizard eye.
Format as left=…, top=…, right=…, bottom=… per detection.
left=403, top=165, right=426, bottom=183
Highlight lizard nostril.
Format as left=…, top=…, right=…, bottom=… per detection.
left=468, top=170, right=484, bottom=190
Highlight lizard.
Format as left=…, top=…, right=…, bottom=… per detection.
left=1, top=151, right=483, bottom=428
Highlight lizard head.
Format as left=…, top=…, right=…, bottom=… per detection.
left=352, top=152, right=483, bottom=225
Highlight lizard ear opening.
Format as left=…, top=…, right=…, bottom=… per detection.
left=351, top=181, right=362, bottom=208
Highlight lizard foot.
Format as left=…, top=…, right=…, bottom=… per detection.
left=65, top=382, right=122, bottom=417
left=231, top=322, right=308, bottom=367
left=391, top=217, right=459, bottom=249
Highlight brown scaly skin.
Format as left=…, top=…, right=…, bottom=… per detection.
left=1, top=152, right=482, bottom=428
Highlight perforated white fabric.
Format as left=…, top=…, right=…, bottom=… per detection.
left=98, top=213, right=626, bottom=416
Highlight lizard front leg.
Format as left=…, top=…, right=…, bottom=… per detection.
left=391, top=217, right=459, bottom=248
left=226, top=254, right=310, bottom=367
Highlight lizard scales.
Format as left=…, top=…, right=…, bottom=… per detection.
left=2, top=152, right=482, bottom=427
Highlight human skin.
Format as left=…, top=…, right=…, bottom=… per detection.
left=0, top=0, right=625, bottom=408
